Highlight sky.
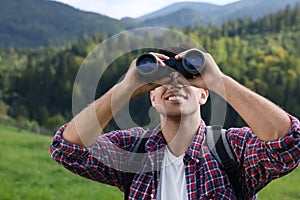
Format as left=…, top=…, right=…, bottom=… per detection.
left=52, top=0, right=241, bottom=19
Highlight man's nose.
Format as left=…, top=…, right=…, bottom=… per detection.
left=164, top=72, right=189, bottom=89
left=165, top=72, right=180, bottom=88
left=170, top=72, right=181, bottom=80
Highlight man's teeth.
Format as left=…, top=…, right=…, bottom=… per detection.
left=168, top=96, right=185, bottom=101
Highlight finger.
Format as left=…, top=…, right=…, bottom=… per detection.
left=174, top=49, right=193, bottom=60
left=175, top=53, right=184, bottom=60
left=148, top=52, right=169, bottom=66
left=187, top=75, right=203, bottom=87
left=175, top=48, right=202, bottom=60
left=150, top=52, right=170, bottom=60
left=157, top=59, right=166, bottom=66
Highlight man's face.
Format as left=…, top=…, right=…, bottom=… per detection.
left=150, top=74, right=208, bottom=118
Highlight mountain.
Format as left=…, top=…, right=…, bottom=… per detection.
left=127, top=0, right=300, bottom=27
left=136, top=2, right=219, bottom=23
left=220, top=0, right=300, bottom=22
left=138, top=7, right=208, bottom=27
left=1, top=0, right=300, bottom=48
left=0, top=0, right=130, bottom=48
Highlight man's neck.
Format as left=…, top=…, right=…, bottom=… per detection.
left=160, top=112, right=201, bottom=156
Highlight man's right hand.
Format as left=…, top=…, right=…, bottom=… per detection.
left=119, top=53, right=170, bottom=98
left=62, top=53, right=169, bottom=147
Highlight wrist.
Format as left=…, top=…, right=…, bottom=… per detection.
left=114, top=81, right=135, bottom=96
left=208, top=74, right=229, bottom=94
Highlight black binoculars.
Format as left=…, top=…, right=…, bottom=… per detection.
left=136, top=49, right=206, bottom=81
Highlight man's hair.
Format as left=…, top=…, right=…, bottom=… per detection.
left=157, top=44, right=194, bottom=58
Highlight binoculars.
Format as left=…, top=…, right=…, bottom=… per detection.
left=136, top=49, right=206, bottom=81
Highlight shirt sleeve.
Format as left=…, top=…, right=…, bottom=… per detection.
left=227, top=115, right=300, bottom=196
left=49, top=124, right=144, bottom=192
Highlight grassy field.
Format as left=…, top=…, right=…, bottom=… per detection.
left=0, top=124, right=123, bottom=200
left=0, top=123, right=299, bottom=200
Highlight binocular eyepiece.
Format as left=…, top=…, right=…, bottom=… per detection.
left=136, top=49, right=206, bottom=81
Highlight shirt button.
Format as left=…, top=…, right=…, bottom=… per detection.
left=151, top=194, right=154, bottom=199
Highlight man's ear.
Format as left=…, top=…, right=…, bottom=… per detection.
left=150, top=90, right=156, bottom=106
left=199, top=89, right=209, bottom=105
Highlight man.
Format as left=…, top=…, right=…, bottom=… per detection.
left=50, top=46, right=300, bottom=199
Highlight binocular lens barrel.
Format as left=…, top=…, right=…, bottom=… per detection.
left=136, top=49, right=205, bottom=79
left=182, top=50, right=205, bottom=75
left=136, top=54, right=158, bottom=75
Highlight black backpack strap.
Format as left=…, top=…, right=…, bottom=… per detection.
left=124, top=130, right=150, bottom=200
left=206, top=126, right=243, bottom=200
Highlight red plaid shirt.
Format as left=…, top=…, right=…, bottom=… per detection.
left=50, top=116, right=300, bottom=200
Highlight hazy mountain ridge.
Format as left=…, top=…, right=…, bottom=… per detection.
left=1, top=0, right=300, bottom=48
left=0, top=0, right=129, bottom=47
left=134, top=2, right=219, bottom=22
left=130, top=0, right=300, bottom=27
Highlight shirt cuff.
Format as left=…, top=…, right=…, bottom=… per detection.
left=50, top=124, right=89, bottom=159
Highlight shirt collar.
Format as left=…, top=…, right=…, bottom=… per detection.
left=145, top=125, right=166, bottom=152
left=185, top=120, right=206, bottom=161
left=145, top=120, right=207, bottom=161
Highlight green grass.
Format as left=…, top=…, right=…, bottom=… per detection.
left=0, top=123, right=299, bottom=200
left=258, top=167, right=300, bottom=200
left=0, top=124, right=123, bottom=200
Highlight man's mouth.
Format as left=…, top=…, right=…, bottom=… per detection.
left=167, top=96, right=185, bottom=101
left=165, top=94, right=187, bottom=103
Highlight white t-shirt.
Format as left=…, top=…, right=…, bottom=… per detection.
left=156, top=146, right=188, bottom=200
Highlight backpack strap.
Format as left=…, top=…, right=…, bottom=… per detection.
left=124, top=130, right=150, bottom=200
left=125, top=127, right=243, bottom=199
left=206, top=126, right=243, bottom=200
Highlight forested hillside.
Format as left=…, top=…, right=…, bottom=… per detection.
left=1, top=5, right=300, bottom=134
left=2, top=0, right=300, bottom=48
left=0, top=0, right=127, bottom=47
